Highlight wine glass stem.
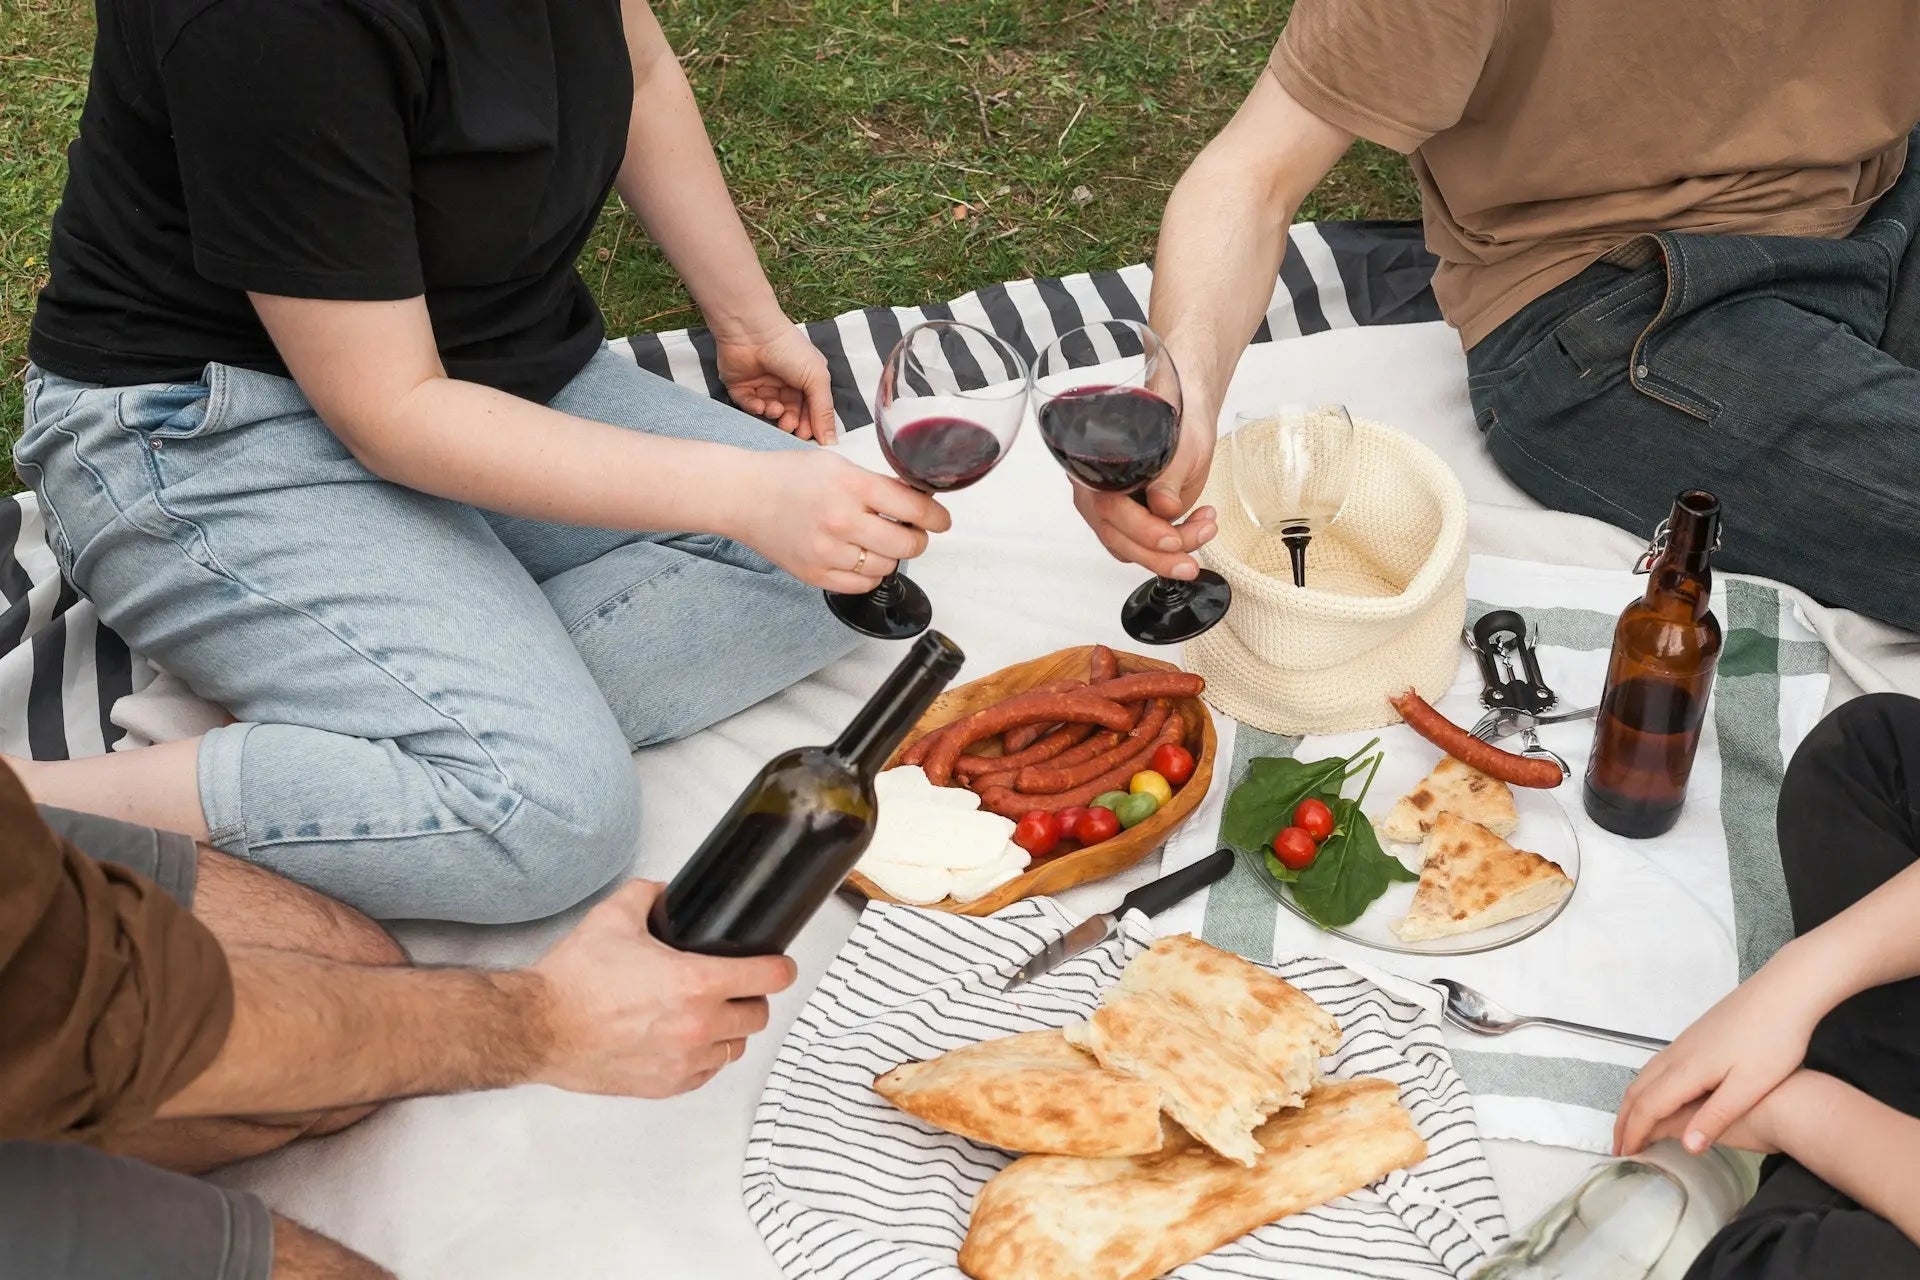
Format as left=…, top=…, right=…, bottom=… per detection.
left=869, top=571, right=902, bottom=602
left=1151, top=576, right=1191, bottom=607
left=1283, top=525, right=1311, bottom=588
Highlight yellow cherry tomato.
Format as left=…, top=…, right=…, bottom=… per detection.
left=1128, top=770, right=1173, bottom=806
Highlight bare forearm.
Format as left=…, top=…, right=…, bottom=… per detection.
left=1146, top=67, right=1350, bottom=438
left=367, top=376, right=766, bottom=533
left=615, top=10, right=781, bottom=340
left=158, top=949, right=552, bottom=1119
left=1775, top=1073, right=1920, bottom=1245
left=1149, top=153, right=1296, bottom=435
left=1794, top=860, right=1920, bottom=1000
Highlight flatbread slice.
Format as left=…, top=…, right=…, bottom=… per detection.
left=1061, top=935, right=1341, bottom=1166
left=957, top=1078, right=1427, bottom=1280
left=1392, top=811, right=1573, bottom=941
left=1378, top=756, right=1518, bottom=844
left=874, top=1029, right=1164, bottom=1157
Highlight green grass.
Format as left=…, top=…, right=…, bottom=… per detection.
left=1, top=0, right=1417, bottom=494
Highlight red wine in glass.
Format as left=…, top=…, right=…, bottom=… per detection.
left=878, top=417, right=1004, bottom=492
left=824, top=321, right=1030, bottom=640
left=1031, top=320, right=1230, bottom=646
left=1035, top=385, right=1179, bottom=490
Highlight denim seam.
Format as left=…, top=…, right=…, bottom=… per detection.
left=25, top=419, right=129, bottom=541
left=560, top=558, right=690, bottom=637
left=1626, top=237, right=1718, bottom=424
left=10, top=458, right=74, bottom=575
left=1489, top=421, right=1643, bottom=524
left=1469, top=270, right=1662, bottom=387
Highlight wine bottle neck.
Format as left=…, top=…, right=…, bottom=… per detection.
left=831, top=632, right=966, bottom=777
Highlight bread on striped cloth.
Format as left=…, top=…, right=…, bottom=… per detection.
left=1062, top=934, right=1341, bottom=1166
left=957, top=1077, right=1426, bottom=1280
left=873, top=1029, right=1164, bottom=1158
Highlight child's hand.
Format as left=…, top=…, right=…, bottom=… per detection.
left=1614, top=946, right=1842, bottom=1157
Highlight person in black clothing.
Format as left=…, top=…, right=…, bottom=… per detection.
left=1617, top=694, right=1920, bottom=1277
left=9, top=0, right=951, bottom=923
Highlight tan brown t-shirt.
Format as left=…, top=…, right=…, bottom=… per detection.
left=0, top=765, right=232, bottom=1142
left=1273, top=1, right=1920, bottom=347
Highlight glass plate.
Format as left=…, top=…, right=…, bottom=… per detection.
left=1241, top=750, right=1582, bottom=956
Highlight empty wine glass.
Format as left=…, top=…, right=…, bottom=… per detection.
left=1031, top=319, right=1230, bottom=645
left=1229, top=403, right=1356, bottom=587
left=824, top=320, right=1029, bottom=639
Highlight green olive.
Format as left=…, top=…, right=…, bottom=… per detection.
left=1115, top=791, right=1160, bottom=829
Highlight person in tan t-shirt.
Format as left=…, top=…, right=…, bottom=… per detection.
left=0, top=762, right=795, bottom=1280
left=1082, top=0, right=1920, bottom=635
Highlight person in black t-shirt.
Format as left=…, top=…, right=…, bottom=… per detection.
left=11, top=0, right=950, bottom=925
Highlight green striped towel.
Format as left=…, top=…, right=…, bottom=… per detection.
left=1157, top=555, right=1829, bottom=1153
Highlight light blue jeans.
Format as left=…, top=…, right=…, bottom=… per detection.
left=16, top=348, right=855, bottom=922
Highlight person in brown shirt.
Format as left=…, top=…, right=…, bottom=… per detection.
left=0, top=762, right=797, bottom=1279
left=1081, top=0, right=1920, bottom=635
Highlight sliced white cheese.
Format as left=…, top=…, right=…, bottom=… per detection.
left=948, top=847, right=1031, bottom=902
left=859, top=768, right=1029, bottom=902
left=875, top=765, right=936, bottom=801
left=858, top=858, right=958, bottom=905
left=863, top=805, right=1015, bottom=871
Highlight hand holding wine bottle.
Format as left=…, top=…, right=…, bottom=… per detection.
left=529, top=880, right=799, bottom=1099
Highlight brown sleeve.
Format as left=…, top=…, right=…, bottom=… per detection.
left=0, top=765, right=232, bottom=1142
left=1270, top=0, right=1506, bottom=154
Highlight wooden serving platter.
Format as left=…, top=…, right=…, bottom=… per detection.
left=843, top=644, right=1217, bottom=915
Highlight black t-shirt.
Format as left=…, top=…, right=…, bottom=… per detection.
left=29, top=0, right=632, bottom=403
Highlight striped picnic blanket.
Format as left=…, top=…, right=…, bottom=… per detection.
left=1, top=221, right=1439, bottom=761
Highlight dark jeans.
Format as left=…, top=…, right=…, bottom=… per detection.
left=1686, top=693, right=1920, bottom=1280
left=1468, top=128, right=1920, bottom=634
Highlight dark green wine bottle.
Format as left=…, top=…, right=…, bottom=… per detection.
left=650, top=631, right=965, bottom=956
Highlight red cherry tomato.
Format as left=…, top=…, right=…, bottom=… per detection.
left=1074, top=805, right=1121, bottom=845
left=1148, top=742, right=1195, bottom=786
left=1272, top=826, right=1319, bottom=871
left=1292, top=797, right=1336, bottom=843
left=1013, top=810, right=1062, bottom=858
left=1054, top=806, right=1092, bottom=843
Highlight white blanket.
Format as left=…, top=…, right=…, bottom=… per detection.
left=206, top=321, right=1919, bottom=1273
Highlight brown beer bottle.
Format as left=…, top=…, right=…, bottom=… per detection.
left=1584, top=490, right=1724, bottom=838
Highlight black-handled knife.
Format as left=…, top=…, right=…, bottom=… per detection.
left=1000, top=849, right=1235, bottom=991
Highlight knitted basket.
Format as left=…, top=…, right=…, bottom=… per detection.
left=1184, top=417, right=1468, bottom=736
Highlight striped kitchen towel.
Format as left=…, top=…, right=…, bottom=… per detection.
left=1157, top=555, right=1831, bottom=1154
left=1, top=222, right=1438, bottom=761
left=743, top=898, right=1507, bottom=1280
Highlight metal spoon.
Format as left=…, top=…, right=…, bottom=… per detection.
left=1433, top=978, right=1670, bottom=1052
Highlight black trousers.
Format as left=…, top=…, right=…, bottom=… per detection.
left=1686, top=694, right=1920, bottom=1279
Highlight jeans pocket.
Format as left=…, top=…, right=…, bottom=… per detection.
left=118, top=363, right=244, bottom=442
left=1547, top=270, right=1665, bottom=380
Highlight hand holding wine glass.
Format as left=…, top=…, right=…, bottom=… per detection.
left=824, top=321, right=1029, bottom=639
left=1031, top=320, right=1231, bottom=644
left=1229, top=403, right=1356, bottom=587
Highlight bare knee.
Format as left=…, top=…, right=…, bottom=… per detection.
left=193, top=847, right=408, bottom=965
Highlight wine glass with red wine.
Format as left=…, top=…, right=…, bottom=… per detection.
left=1030, top=319, right=1231, bottom=645
left=824, top=320, right=1029, bottom=639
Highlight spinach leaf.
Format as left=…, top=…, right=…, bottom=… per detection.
left=1220, top=740, right=1377, bottom=854
left=1289, top=797, right=1419, bottom=928
left=1263, top=850, right=1301, bottom=882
